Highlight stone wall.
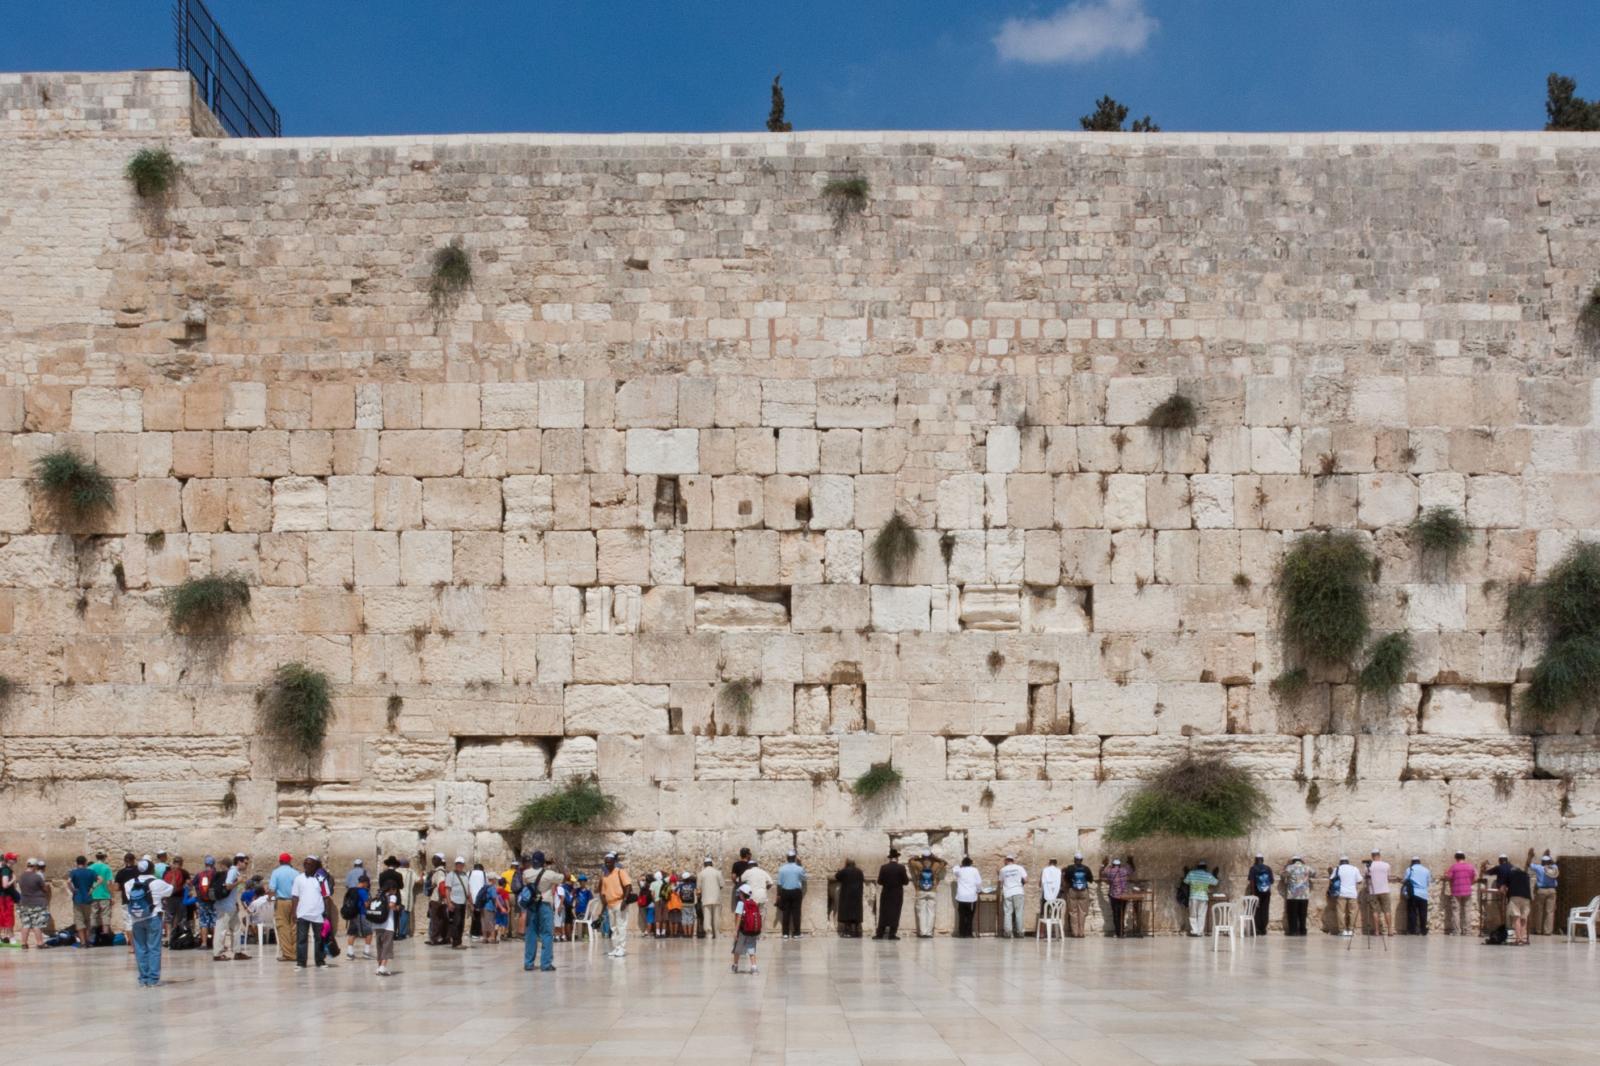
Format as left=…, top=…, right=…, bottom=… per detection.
left=2, top=72, right=1599, bottom=932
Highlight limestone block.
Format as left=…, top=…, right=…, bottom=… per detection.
left=960, top=585, right=1021, bottom=631
left=1420, top=685, right=1508, bottom=735
left=539, top=380, right=585, bottom=429
left=478, top=383, right=538, bottom=430
left=615, top=378, right=678, bottom=428
left=946, top=735, right=997, bottom=780
left=564, top=684, right=669, bottom=735
left=267, top=476, right=325, bottom=531
left=456, top=738, right=551, bottom=781
left=278, top=785, right=435, bottom=829
left=816, top=379, right=895, bottom=428
left=986, top=426, right=1020, bottom=474
left=1104, top=377, right=1175, bottom=426
left=871, top=585, right=930, bottom=632
left=4, top=736, right=250, bottom=781
left=1189, top=734, right=1301, bottom=778
left=375, top=476, right=423, bottom=530
left=1534, top=736, right=1600, bottom=778
left=838, top=733, right=891, bottom=781
left=624, top=425, right=700, bottom=470
left=1405, top=737, right=1533, bottom=779
left=775, top=428, right=819, bottom=474
left=1102, top=474, right=1146, bottom=529
left=399, top=530, right=452, bottom=585
left=550, top=736, right=600, bottom=781
left=761, top=734, right=839, bottom=780
left=733, top=780, right=815, bottom=829
left=1154, top=683, right=1227, bottom=735
left=367, top=735, right=455, bottom=783
left=122, top=781, right=235, bottom=826
left=1466, top=475, right=1523, bottom=528
left=639, top=734, right=695, bottom=781
left=809, top=474, right=854, bottom=530
left=502, top=475, right=553, bottom=530
left=891, top=735, right=946, bottom=780
left=1357, top=473, right=1418, bottom=529
left=1444, top=778, right=1562, bottom=831
left=71, top=386, right=142, bottom=432
left=695, top=735, right=762, bottom=780
left=379, top=431, right=463, bottom=477
left=1099, top=735, right=1189, bottom=778
left=792, top=584, right=869, bottom=633
left=544, top=531, right=597, bottom=585
left=1246, top=377, right=1299, bottom=427
left=1072, top=681, right=1160, bottom=736
left=1093, top=585, right=1179, bottom=633
left=1146, top=474, right=1191, bottom=530
left=1250, top=428, right=1301, bottom=474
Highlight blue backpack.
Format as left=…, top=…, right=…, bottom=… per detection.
left=127, top=876, right=154, bottom=920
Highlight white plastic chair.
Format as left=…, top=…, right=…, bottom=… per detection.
left=1567, top=895, right=1600, bottom=942
left=1236, top=894, right=1259, bottom=938
left=579, top=898, right=604, bottom=945
left=1210, top=902, right=1236, bottom=952
left=1037, top=898, right=1065, bottom=940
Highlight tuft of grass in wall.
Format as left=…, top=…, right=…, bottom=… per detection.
left=1581, top=284, right=1600, bottom=336
left=165, top=572, right=252, bottom=639
left=258, top=662, right=334, bottom=760
left=124, top=147, right=179, bottom=199
left=512, top=776, right=617, bottom=830
left=1269, top=667, right=1310, bottom=703
left=1506, top=541, right=1600, bottom=719
left=1233, top=572, right=1252, bottom=590
left=1276, top=531, right=1372, bottom=671
left=429, top=239, right=472, bottom=315
left=145, top=531, right=166, bottom=551
left=386, top=693, right=404, bottom=731
left=986, top=649, right=1005, bottom=675
left=939, top=531, right=955, bottom=567
left=111, top=561, right=126, bottom=592
left=220, top=780, right=238, bottom=816
left=821, top=176, right=870, bottom=230
left=1410, top=506, right=1471, bottom=573
left=1304, top=781, right=1322, bottom=811
left=34, top=450, right=114, bottom=528
left=1357, top=631, right=1412, bottom=695
left=1106, top=753, right=1270, bottom=841
left=851, top=760, right=902, bottom=801
left=871, top=511, right=919, bottom=580
left=1144, top=392, right=1197, bottom=431
left=719, top=679, right=758, bottom=720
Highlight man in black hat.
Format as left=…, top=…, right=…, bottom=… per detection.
left=874, top=849, right=909, bottom=940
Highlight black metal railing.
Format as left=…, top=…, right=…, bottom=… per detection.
left=174, top=0, right=281, bottom=137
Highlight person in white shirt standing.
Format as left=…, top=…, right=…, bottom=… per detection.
left=739, top=860, right=775, bottom=931
left=293, top=856, right=329, bottom=968
left=127, top=858, right=173, bottom=987
left=1366, top=850, right=1393, bottom=937
left=997, top=854, right=1028, bottom=938
left=953, top=857, right=983, bottom=938
left=1333, top=856, right=1361, bottom=937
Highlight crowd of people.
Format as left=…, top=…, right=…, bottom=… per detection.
left=0, top=843, right=1568, bottom=986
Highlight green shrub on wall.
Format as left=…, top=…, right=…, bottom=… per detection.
left=512, top=777, right=617, bottom=830
left=259, top=662, right=334, bottom=759
left=821, top=176, right=869, bottom=229
left=851, top=761, right=902, bottom=800
left=124, top=147, right=179, bottom=198
left=1357, top=632, right=1413, bottom=694
left=1106, top=753, right=1270, bottom=841
left=1144, top=392, right=1198, bottom=431
left=1276, top=531, right=1372, bottom=669
left=1411, top=506, right=1470, bottom=572
left=166, top=573, right=252, bottom=639
left=34, top=450, right=114, bottom=528
left=719, top=679, right=758, bottom=720
left=1507, top=541, right=1600, bottom=718
left=429, top=239, right=472, bottom=315
left=871, top=512, right=919, bottom=580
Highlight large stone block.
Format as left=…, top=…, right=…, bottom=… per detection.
left=1420, top=685, right=1508, bottom=735
left=563, top=684, right=670, bottom=735
left=625, top=428, right=699, bottom=474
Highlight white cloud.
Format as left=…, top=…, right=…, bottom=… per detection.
left=994, top=0, right=1159, bottom=65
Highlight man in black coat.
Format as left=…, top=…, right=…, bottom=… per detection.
left=874, top=849, right=909, bottom=940
left=1246, top=853, right=1274, bottom=935
left=834, top=859, right=865, bottom=937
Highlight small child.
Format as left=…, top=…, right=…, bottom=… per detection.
left=731, top=884, right=760, bottom=974
left=678, top=872, right=697, bottom=939
left=666, top=876, right=683, bottom=937
left=574, top=876, right=593, bottom=938
left=486, top=877, right=509, bottom=944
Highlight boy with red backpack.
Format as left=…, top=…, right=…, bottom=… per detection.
left=731, top=883, right=761, bottom=974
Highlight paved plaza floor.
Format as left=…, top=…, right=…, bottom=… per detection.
left=0, top=931, right=1594, bottom=1064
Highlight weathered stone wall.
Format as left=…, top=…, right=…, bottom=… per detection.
left=2, top=72, right=1599, bottom=931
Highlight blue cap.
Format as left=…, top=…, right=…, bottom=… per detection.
left=577, top=874, right=587, bottom=881
left=531, top=850, right=546, bottom=865
left=203, top=855, right=215, bottom=866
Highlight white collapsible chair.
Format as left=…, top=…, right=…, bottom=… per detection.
left=1567, top=896, right=1600, bottom=942
left=1037, top=898, right=1065, bottom=940
left=1210, top=902, right=1236, bottom=952
left=1236, top=894, right=1259, bottom=939
left=579, top=898, right=604, bottom=945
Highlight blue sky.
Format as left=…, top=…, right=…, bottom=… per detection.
left=3, top=1, right=1597, bottom=136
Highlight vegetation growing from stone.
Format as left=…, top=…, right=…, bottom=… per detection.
left=512, top=777, right=617, bottom=830
left=166, top=572, right=252, bottom=638
left=258, top=662, right=334, bottom=759
left=1276, top=531, right=1372, bottom=670
left=1545, top=73, right=1600, bottom=131
left=851, top=761, right=902, bottom=800
left=871, top=511, right=919, bottom=580
left=1106, top=753, right=1270, bottom=841
left=1080, top=95, right=1159, bottom=132
left=1411, top=506, right=1470, bottom=571
left=1144, top=392, right=1197, bottom=430
left=1357, top=631, right=1412, bottom=695
left=429, top=239, right=472, bottom=314
left=719, top=679, right=757, bottom=719
left=1269, top=667, right=1310, bottom=702
left=822, top=176, right=869, bottom=228
left=1506, top=541, right=1600, bottom=718
left=34, top=449, right=114, bottom=527
left=124, top=147, right=179, bottom=198
left=1582, top=284, right=1600, bottom=335
left=766, top=73, right=792, bottom=132
left=386, top=694, right=404, bottom=730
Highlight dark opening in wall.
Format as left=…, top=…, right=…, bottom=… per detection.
left=654, top=476, right=685, bottom=526
left=667, top=706, right=684, bottom=735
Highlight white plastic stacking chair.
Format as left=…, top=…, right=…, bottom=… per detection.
left=1567, top=896, right=1600, bottom=943
left=580, top=898, right=604, bottom=945
left=1210, top=902, right=1236, bottom=952
left=1037, top=898, right=1065, bottom=940
left=1236, top=894, right=1259, bottom=939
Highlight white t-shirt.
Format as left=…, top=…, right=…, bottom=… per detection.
left=292, top=873, right=326, bottom=921
left=740, top=866, right=773, bottom=905
left=468, top=868, right=487, bottom=903
left=999, top=863, right=1027, bottom=898
left=1335, top=864, right=1361, bottom=899
left=954, top=866, right=983, bottom=904
left=1367, top=860, right=1391, bottom=894
left=129, top=874, right=173, bottom=920
left=1040, top=865, right=1062, bottom=901
left=378, top=892, right=398, bottom=932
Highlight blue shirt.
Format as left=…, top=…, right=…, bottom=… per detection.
left=212, top=866, right=241, bottom=913
left=776, top=862, right=807, bottom=891
left=1403, top=864, right=1431, bottom=901
left=69, top=866, right=99, bottom=904
left=269, top=863, right=298, bottom=900
left=1532, top=862, right=1559, bottom=890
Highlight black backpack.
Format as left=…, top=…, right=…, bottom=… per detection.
left=340, top=890, right=362, bottom=921
left=1485, top=924, right=1508, bottom=945
left=364, top=893, right=390, bottom=926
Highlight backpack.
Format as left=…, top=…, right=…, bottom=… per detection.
left=1485, top=924, right=1508, bottom=945
left=518, top=869, right=547, bottom=911
left=364, top=893, right=390, bottom=926
left=126, top=876, right=155, bottom=920
left=1069, top=867, right=1089, bottom=892
left=1175, top=880, right=1189, bottom=906
left=474, top=883, right=493, bottom=910
left=738, top=900, right=763, bottom=935
left=202, top=869, right=231, bottom=903
left=170, top=926, right=198, bottom=951
left=1326, top=875, right=1340, bottom=900
left=677, top=881, right=696, bottom=906
left=918, top=866, right=935, bottom=891
left=1254, top=869, right=1272, bottom=894
left=340, top=890, right=361, bottom=921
